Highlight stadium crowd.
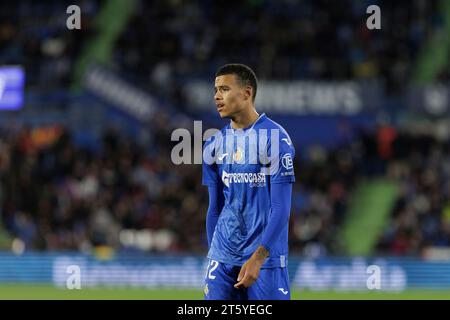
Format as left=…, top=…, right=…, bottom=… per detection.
left=375, top=130, right=450, bottom=255
left=1, top=120, right=448, bottom=257
left=1, top=0, right=449, bottom=258
left=0, top=0, right=100, bottom=90
left=0, top=112, right=207, bottom=253
left=0, top=0, right=443, bottom=94
left=115, top=0, right=441, bottom=95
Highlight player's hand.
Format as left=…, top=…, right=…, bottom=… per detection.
left=234, top=246, right=269, bottom=289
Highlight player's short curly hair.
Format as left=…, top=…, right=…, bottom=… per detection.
left=215, top=63, right=258, bottom=101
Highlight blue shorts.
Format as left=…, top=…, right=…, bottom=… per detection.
left=203, top=259, right=291, bottom=300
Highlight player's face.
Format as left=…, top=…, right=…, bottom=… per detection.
left=214, top=74, right=247, bottom=118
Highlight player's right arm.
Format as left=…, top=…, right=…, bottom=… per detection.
left=206, top=185, right=224, bottom=247
left=202, top=136, right=224, bottom=248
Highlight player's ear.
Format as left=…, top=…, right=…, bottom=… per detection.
left=244, top=85, right=253, bottom=101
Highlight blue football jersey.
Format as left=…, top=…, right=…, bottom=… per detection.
left=202, top=113, right=295, bottom=268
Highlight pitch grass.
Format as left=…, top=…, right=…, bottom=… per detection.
left=0, top=284, right=449, bottom=300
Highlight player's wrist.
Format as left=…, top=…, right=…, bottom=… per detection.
left=253, top=245, right=269, bottom=263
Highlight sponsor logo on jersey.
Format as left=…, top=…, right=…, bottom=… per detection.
left=221, top=170, right=266, bottom=188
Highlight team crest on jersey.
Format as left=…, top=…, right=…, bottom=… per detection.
left=233, top=147, right=244, bottom=162
left=204, top=283, right=209, bottom=296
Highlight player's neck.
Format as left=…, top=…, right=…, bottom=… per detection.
left=230, top=108, right=259, bottom=130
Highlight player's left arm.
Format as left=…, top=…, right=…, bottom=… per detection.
left=234, top=182, right=292, bottom=289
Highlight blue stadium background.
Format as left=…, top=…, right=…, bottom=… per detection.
left=1, top=0, right=450, bottom=294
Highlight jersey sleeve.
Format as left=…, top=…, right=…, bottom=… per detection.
left=261, top=181, right=292, bottom=252
left=202, top=137, right=219, bottom=186
left=268, top=133, right=296, bottom=184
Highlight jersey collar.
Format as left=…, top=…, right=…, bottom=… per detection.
left=228, top=113, right=266, bottom=133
